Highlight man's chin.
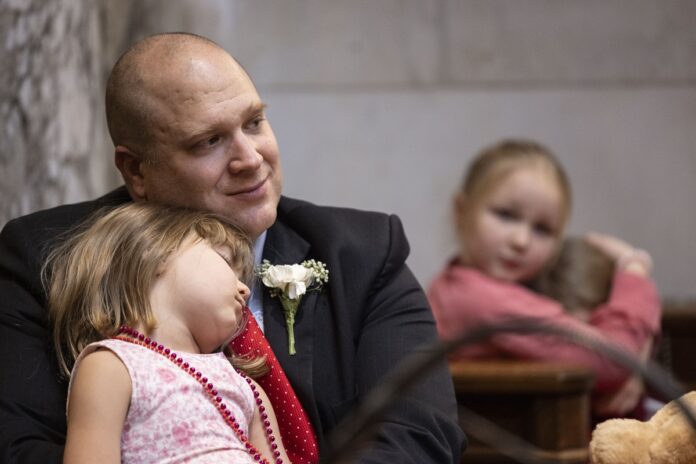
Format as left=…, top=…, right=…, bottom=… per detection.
left=225, top=204, right=277, bottom=239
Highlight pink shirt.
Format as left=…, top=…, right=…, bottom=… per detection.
left=428, top=262, right=661, bottom=391
left=69, top=339, right=257, bottom=463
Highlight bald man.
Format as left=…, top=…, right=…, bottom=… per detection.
left=0, top=33, right=464, bottom=463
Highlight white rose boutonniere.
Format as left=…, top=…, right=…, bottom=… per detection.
left=257, top=259, right=329, bottom=355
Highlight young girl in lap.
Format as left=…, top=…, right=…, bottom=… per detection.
left=427, top=139, right=661, bottom=414
left=45, top=203, right=290, bottom=463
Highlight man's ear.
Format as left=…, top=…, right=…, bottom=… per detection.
left=115, top=145, right=147, bottom=200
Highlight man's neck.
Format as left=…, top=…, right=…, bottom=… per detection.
left=248, top=230, right=268, bottom=331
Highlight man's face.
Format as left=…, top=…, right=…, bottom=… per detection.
left=130, top=49, right=282, bottom=240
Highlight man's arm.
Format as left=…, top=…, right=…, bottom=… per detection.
left=352, top=215, right=465, bottom=463
left=0, top=217, right=67, bottom=463
left=0, top=188, right=129, bottom=463
left=272, top=198, right=465, bottom=463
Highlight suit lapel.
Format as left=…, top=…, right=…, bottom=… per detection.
left=262, top=218, right=316, bottom=404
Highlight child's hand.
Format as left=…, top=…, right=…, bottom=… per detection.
left=585, top=232, right=652, bottom=276
left=592, top=339, right=653, bottom=417
left=584, top=232, right=635, bottom=261
left=593, top=374, right=645, bottom=417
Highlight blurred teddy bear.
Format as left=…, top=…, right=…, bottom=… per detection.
left=589, top=391, right=696, bottom=463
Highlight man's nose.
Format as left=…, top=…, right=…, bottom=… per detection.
left=227, top=132, right=262, bottom=173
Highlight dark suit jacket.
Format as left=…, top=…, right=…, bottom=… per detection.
left=0, top=187, right=464, bottom=463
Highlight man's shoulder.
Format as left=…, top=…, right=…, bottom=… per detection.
left=272, top=197, right=412, bottom=298
left=278, top=196, right=392, bottom=230
left=275, top=196, right=409, bottom=263
left=0, top=187, right=131, bottom=297
left=1, top=187, right=130, bottom=245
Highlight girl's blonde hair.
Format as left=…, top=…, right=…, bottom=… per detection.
left=43, top=202, right=264, bottom=377
left=458, top=138, right=573, bottom=235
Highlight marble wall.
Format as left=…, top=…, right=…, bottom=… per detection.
left=2, top=0, right=695, bottom=298
left=0, top=0, right=108, bottom=222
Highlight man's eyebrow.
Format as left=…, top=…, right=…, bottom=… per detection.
left=244, top=102, right=268, bottom=116
left=183, top=102, right=269, bottom=144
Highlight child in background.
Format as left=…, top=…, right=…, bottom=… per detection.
left=534, top=235, right=659, bottom=419
left=427, top=139, right=661, bottom=414
left=44, top=203, right=290, bottom=464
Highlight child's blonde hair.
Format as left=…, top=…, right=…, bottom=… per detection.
left=457, top=138, right=573, bottom=238
left=43, top=202, right=263, bottom=377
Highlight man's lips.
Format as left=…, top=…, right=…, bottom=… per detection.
left=226, top=176, right=268, bottom=197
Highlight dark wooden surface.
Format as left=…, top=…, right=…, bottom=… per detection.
left=657, top=300, right=696, bottom=391
left=451, top=300, right=696, bottom=463
left=451, top=361, right=594, bottom=464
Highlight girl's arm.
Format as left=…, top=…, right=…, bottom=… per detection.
left=64, top=350, right=131, bottom=464
left=247, top=378, right=291, bottom=464
left=585, top=232, right=653, bottom=277
left=592, top=338, right=653, bottom=417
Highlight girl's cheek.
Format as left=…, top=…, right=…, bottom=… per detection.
left=532, top=240, right=554, bottom=263
left=542, top=242, right=561, bottom=266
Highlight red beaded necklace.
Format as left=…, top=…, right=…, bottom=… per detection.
left=114, top=326, right=284, bottom=464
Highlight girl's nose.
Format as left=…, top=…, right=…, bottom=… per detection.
left=238, top=281, right=251, bottom=301
left=510, top=225, right=531, bottom=250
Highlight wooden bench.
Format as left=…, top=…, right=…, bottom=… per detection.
left=657, top=300, right=696, bottom=391
left=451, top=361, right=594, bottom=464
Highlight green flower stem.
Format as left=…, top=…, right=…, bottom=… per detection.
left=285, top=311, right=296, bottom=355
left=280, top=296, right=300, bottom=355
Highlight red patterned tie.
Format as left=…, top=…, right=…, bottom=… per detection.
left=229, top=307, right=319, bottom=464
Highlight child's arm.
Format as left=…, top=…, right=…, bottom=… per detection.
left=592, top=338, right=653, bottom=417
left=63, top=350, right=131, bottom=464
left=585, top=232, right=653, bottom=277
left=429, top=263, right=660, bottom=391
left=247, top=378, right=291, bottom=464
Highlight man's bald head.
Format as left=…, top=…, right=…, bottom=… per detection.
left=105, top=33, right=249, bottom=160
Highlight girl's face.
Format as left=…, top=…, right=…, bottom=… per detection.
left=457, top=166, right=564, bottom=283
left=149, top=236, right=250, bottom=353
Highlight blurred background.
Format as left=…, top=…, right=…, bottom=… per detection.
left=1, top=0, right=695, bottom=299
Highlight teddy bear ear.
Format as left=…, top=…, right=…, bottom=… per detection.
left=648, top=394, right=683, bottom=428
left=646, top=392, right=696, bottom=464
left=589, top=418, right=648, bottom=464
left=680, top=391, right=696, bottom=418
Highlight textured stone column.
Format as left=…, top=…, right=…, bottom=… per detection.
left=0, top=0, right=105, bottom=225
